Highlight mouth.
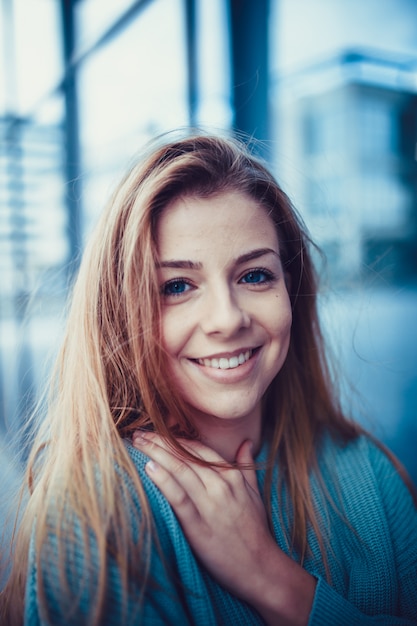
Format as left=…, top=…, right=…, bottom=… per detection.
left=193, top=348, right=258, bottom=371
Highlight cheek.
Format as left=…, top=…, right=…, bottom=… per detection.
left=282, top=307, right=293, bottom=338
left=283, top=312, right=293, bottom=352
left=268, top=311, right=292, bottom=374
left=160, top=316, right=174, bottom=355
left=272, top=316, right=292, bottom=360
left=268, top=309, right=292, bottom=379
left=160, top=309, right=187, bottom=357
left=269, top=295, right=292, bottom=338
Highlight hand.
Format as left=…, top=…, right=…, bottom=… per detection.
left=133, top=432, right=273, bottom=598
left=132, top=433, right=315, bottom=625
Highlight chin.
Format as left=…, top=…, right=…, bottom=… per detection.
left=188, top=399, right=261, bottom=424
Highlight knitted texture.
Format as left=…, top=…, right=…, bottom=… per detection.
left=24, top=435, right=417, bottom=625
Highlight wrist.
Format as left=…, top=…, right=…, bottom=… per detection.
left=248, top=546, right=316, bottom=626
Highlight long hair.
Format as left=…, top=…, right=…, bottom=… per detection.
left=1, top=132, right=362, bottom=624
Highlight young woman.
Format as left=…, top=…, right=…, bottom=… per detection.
left=1, top=133, right=417, bottom=625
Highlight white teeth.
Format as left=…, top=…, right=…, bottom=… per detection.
left=197, top=350, right=252, bottom=370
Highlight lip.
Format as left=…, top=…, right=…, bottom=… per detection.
left=191, top=346, right=259, bottom=361
left=187, top=347, right=261, bottom=383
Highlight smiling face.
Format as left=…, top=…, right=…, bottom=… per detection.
left=156, top=190, right=292, bottom=436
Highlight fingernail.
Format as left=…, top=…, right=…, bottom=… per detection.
left=133, top=432, right=148, bottom=445
left=146, top=460, right=159, bottom=473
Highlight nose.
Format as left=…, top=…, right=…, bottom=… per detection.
left=200, top=284, right=250, bottom=337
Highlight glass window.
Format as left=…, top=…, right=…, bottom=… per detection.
left=303, top=102, right=348, bottom=156
left=77, top=0, right=189, bottom=234
left=359, top=174, right=407, bottom=229
left=0, top=0, right=62, bottom=116
left=75, top=0, right=138, bottom=54
left=358, top=96, right=397, bottom=159
left=195, top=0, right=232, bottom=128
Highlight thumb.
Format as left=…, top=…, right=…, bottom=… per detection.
left=235, top=439, right=259, bottom=492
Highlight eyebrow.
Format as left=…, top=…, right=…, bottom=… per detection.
left=157, top=259, right=203, bottom=270
left=236, top=247, right=280, bottom=264
left=157, top=248, right=280, bottom=270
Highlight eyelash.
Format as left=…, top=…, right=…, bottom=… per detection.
left=161, top=278, right=194, bottom=297
left=161, top=267, right=276, bottom=298
left=239, top=267, right=276, bottom=285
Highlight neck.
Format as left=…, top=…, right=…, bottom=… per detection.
left=192, top=412, right=262, bottom=463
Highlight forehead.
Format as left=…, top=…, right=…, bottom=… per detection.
left=156, top=191, right=279, bottom=257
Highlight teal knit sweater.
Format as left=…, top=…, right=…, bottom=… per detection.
left=24, top=434, right=417, bottom=625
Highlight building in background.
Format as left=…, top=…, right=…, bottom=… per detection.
left=274, top=50, right=417, bottom=287
left=0, top=115, right=67, bottom=442
left=272, top=49, right=417, bottom=482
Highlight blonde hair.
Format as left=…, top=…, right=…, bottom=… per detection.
left=1, top=132, right=362, bottom=624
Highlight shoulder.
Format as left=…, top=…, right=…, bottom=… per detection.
left=317, top=431, right=413, bottom=489
left=316, top=432, right=417, bottom=534
left=308, top=432, right=417, bottom=621
left=123, top=439, right=169, bottom=508
left=123, top=440, right=181, bottom=537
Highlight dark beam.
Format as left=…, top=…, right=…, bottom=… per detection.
left=184, top=0, right=198, bottom=127
left=60, top=0, right=82, bottom=279
left=228, top=0, right=270, bottom=154
left=58, top=0, right=156, bottom=279
left=64, top=0, right=154, bottom=74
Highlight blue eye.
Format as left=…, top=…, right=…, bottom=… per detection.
left=241, top=269, right=274, bottom=284
left=162, top=279, right=191, bottom=296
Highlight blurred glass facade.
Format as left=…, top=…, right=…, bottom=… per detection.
left=1, top=0, right=416, bottom=492
left=274, top=52, right=417, bottom=286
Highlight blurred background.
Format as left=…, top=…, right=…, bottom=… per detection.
left=0, top=0, right=416, bottom=520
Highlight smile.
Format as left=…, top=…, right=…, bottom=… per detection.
left=196, top=350, right=253, bottom=370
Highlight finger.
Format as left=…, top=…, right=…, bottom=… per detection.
left=235, top=440, right=259, bottom=493
left=180, top=437, right=257, bottom=503
left=137, top=438, right=233, bottom=538
left=166, top=436, right=230, bottom=465
left=132, top=431, right=222, bottom=463
left=144, top=459, right=201, bottom=526
left=133, top=431, right=232, bottom=475
left=133, top=432, right=206, bottom=495
left=133, top=433, right=241, bottom=509
left=155, top=437, right=244, bottom=493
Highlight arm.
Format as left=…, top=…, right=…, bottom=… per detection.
left=309, top=578, right=417, bottom=626
left=133, top=432, right=316, bottom=626
left=133, top=433, right=417, bottom=626
left=307, top=438, right=417, bottom=626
